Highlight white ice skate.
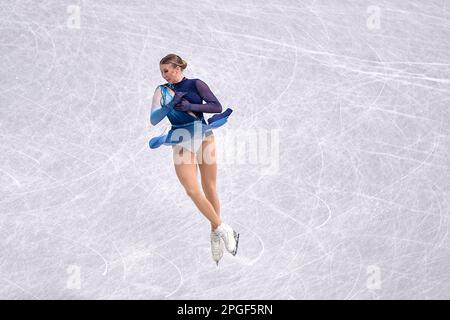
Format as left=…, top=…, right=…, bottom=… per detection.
left=210, top=231, right=224, bottom=266
left=214, top=223, right=239, bottom=256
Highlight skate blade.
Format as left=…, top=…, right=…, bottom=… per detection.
left=231, top=231, right=240, bottom=256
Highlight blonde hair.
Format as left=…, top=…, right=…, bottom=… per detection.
left=160, top=53, right=187, bottom=71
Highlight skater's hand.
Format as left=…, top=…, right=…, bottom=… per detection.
left=171, top=91, right=188, bottom=106
left=174, top=98, right=192, bottom=112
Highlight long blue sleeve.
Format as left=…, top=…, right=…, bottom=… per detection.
left=150, top=104, right=171, bottom=126
left=187, top=79, right=222, bottom=113
left=150, top=86, right=186, bottom=125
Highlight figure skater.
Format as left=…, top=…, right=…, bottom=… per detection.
left=149, top=54, right=239, bottom=266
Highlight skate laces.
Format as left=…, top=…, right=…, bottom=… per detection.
left=210, top=232, right=222, bottom=257
left=211, top=231, right=220, bottom=244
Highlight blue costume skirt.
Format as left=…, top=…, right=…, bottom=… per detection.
left=149, top=107, right=233, bottom=152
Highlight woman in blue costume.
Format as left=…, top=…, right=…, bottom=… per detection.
left=149, top=54, right=239, bottom=266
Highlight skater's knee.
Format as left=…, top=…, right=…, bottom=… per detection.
left=185, top=188, right=201, bottom=198
left=201, top=182, right=216, bottom=195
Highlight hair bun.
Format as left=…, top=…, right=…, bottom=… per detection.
left=160, top=54, right=188, bottom=71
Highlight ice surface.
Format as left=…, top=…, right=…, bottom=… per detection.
left=1, top=0, right=449, bottom=299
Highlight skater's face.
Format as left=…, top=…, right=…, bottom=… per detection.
left=160, top=64, right=181, bottom=84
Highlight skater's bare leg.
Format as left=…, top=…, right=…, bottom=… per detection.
left=197, top=134, right=220, bottom=232
left=173, top=145, right=221, bottom=229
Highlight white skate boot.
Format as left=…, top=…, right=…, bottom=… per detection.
left=214, top=223, right=239, bottom=256
left=210, top=231, right=224, bottom=266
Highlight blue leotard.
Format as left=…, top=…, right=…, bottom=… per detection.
left=149, top=77, right=233, bottom=150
